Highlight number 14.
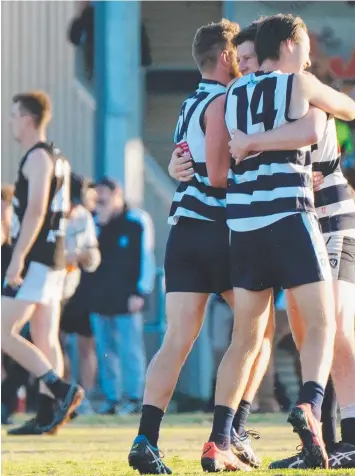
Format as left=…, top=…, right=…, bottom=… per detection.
left=232, top=77, right=278, bottom=133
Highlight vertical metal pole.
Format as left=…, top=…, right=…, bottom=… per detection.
left=94, top=1, right=143, bottom=206
left=223, top=0, right=238, bottom=22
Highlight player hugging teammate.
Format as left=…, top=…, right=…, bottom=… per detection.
left=128, top=13, right=355, bottom=475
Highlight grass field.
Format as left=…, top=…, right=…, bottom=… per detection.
left=2, top=413, right=355, bottom=476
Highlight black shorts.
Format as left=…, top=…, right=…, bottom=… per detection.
left=230, top=213, right=332, bottom=291
left=60, top=297, right=92, bottom=338
left=325, top=234, right=355, bottom=284
left=164, top=218, right=231, bottom=294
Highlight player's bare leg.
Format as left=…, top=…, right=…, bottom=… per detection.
left=330, top=280, right=355, bottom=449
left=31, top=302, right=65, bottom=397
left=129, top=292, right=210, bottom=475
left=272, top=280, right=355, bottom=469
left=286, top=281, right=335, bottom=469
left=222, top=290, right=275, bottom=467
left=2, top=297, right=84, bottom=433
left=1, top=298, right=52, bottom=375
left=7, top=300, right=66, bottom=435
left=201, top=288, right=272, bottom=472
left=143, top=292, right=208, bottom=411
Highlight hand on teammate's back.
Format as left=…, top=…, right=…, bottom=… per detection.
left=229, top=129, right=254, bottom=164
left=168, top=147, right=194, bottom=182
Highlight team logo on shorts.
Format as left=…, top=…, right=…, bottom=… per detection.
left=329, top=258, right=338, bottom=268
left=118, top=235, right=129, bottom=248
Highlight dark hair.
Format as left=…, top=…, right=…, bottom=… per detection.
left=95, top=176, right=121, bottom=192
left=70, top=173, right=88, bottom=205
left=233, top=23, right=258, bottom=47
left=255, top=14, right=307, bottom=65
left=12, top=91, right=52, bottom=128
left=192, top=18, right=240, bottom=71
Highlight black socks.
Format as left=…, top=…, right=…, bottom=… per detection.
left=138, top=404, right=164, bottom=448
left=321, top=378, right=337, bottom=451
left=209, top=405, right=235, bottom=450
left=233, top=400, right=251, bottom=436
left=297, top=381, right=325, bottom=421
left=40, top=370, right=70, bottom=400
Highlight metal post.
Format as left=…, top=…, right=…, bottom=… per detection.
left=94, top=0, right=143, bottom=206
left=223, top=0, right=238, bottom=22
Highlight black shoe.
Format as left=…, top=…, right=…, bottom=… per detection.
left=128, top=435, right=172, bottom=474
left=269, top=448, right=306, bottom=469
left=287, top=404, right=328, bottom=468
left=230, top=428, right=261, bottom=468
left=37, top=384, right=84, bottom=433
left=7, top=418, right=52, bottom=435
left=329, top=442, right=355, bottom=469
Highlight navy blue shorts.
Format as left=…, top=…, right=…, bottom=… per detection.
left=164, top=218, right=231, bottom=294
left=230, top=213, right=332, bottom=291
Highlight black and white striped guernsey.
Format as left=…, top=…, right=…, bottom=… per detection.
left=225, top=71, right=313, bottom=232
left=168, top=80, right=227, bottom=225
left=312, top=117, right=355, bottom=237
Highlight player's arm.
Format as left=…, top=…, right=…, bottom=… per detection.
left=205, top=94, right=231, bottom=188
left=298, top=73, right=355, bottom=122
left=229, top=107, right=327, bottom=161
left=11, top=149, right=54, bottom=262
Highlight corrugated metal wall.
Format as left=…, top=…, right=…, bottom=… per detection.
left=142, top=1, right=222, bottom=68
left=1, top=0, right=94, bottom=183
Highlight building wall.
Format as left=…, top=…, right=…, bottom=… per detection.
left=1, top=0, right=94, bottom=183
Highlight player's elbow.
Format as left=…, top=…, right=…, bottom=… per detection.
left=338, top=101, right=355, bottom=122
left=308, top=126, right=323, bottom=145
left=342, top=108, right=355, bottom=122
left=209, top=175, right=227, bottom=188
left=208, top=168, right=227, bottom=188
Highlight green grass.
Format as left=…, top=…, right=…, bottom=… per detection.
left=2, top=413, right=355, bottom=475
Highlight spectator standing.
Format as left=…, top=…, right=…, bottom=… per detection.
left=89, top=177, right=155, bottom=415
left=60, top=173, right=100, bottom=414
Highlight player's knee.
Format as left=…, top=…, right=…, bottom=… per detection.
left=334, top=320, right=353, bottom=345
left=230, top=328, right=262, bottom=357
left=165, top=328, right=197, bottom=357
left=1, top=315, right=19, bottom=337
left=307, top=318, right=336, bottom=342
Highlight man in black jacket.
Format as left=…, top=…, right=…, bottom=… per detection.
left=89, top=178, right=155, bottom=414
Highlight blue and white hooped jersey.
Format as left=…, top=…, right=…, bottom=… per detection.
left=225, top=71, right=313, bottom=232
left=312, top=117, right=355, bottom=238
left=168, top=80, right=227, bottom=225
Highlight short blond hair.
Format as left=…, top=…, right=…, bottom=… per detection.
left=192, top=19, right=240, bottom=71
left=12, top=90, right=52, bottom=128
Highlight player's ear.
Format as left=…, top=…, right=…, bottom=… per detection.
left=220, top=49, right=229, bottom=66
left=283, top=39, right=294, bottom=54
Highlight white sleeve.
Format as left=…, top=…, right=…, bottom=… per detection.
left=81, top=211, right=101, bottom=272
left=83, top=212, right=98, bottom=248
